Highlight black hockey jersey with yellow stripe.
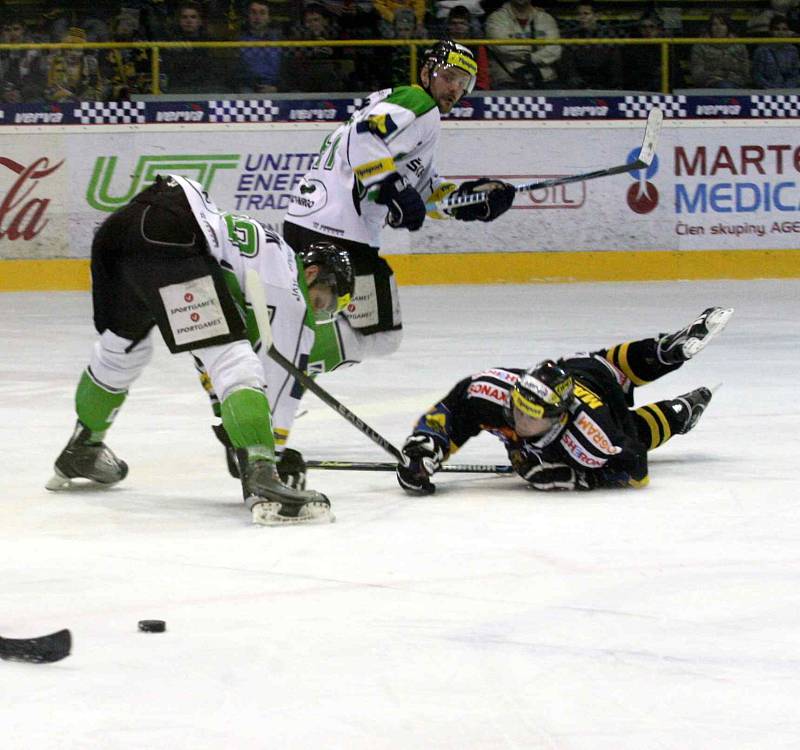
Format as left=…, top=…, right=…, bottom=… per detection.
left=412, top=357, right=648, bottom=483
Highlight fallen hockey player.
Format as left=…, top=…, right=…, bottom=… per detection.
left=396, top=307, right=733, bottom=494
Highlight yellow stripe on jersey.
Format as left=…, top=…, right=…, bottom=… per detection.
left=606, top=342, right=648, bottom=386
left=274, top=428, right=290, bottom=447
left=354, top=157, right=396, bottom=182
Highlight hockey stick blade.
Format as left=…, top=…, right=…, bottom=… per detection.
left=430, top=107, right=664, bottom=212
left=245, top=270, right=404, bottom=462
left=307, top=459, right=513, bottom=474
left=0, top=628, right=71, bottom=664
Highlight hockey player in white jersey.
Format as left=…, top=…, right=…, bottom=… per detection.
left=46, top=175, right=353, bottom=526
left=283, top=39, right=517, bottom=373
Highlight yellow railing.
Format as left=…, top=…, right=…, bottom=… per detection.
left=0, top=37, right=792, bottom=96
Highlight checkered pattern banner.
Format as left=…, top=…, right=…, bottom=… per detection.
left=73, top=101, right=146, bottom=124
left=750, top=94, right=800, bottom=118
left=618, top=95, right=687, bottom=119
left=483, top=96, right=553, bottom=120
left=209, top=99, right=280, bottom=123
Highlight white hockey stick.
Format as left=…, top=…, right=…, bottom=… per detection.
left=428, top=107, right=663, bottom=213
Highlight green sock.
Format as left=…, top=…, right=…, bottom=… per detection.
left=75, top=369, right=127, bottom=441
left=221, top=388, right=275, bottom=461
left=308, top=318, right=346, bottom=373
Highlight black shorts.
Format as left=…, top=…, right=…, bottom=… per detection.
left=282, top=221, right=401, bottom=336
left=91, top=180, right=246, bottom=353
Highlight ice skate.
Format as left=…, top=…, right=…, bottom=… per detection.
left=45, top=421, right=128, bottom=490
left=657, top=307, right=734, bottom=364
left=238, top=448, right=334, bottom=526
left=673, top=386, right=714, bottom=434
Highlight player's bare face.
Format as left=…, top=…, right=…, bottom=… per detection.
left=428, top=66, right=471, bottom=112
left=512, top=406, right=556, bottom=437
left=308, top=282, right=336, bottom=318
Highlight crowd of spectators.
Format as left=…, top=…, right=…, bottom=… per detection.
left=1, top=0, right=800, bottom=102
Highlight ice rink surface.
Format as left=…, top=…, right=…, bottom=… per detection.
left=1, top=279, right=799, bottom=749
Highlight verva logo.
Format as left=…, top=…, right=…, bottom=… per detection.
left=0, top=156, right=63, bottom=241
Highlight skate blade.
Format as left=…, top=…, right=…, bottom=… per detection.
left=683, top=308, right=734, bottom=358
left=251, top=501, right=335, bottom=526
left=45, top=469, right=120, bottom=492
left=45, top=469, right=72, bottom=491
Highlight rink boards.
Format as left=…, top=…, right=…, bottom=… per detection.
left=2, top=118, right=800, bottom=289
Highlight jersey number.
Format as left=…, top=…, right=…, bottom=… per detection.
left=224, top=215, right=259, bottom=257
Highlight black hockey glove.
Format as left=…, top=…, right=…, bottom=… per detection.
left=396, top=433, right=446, bottom=495
left=448, top=178, right=516, bottom=223
left=212, top=423, right=240, bottom=479
left=510, top=451, right=593, bottom=492
left=277, top=448, right=306, bottom=490
left=376, top=174, right=426, bottom=231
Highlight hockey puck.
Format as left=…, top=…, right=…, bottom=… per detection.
left=137, top=620, right=166, bottom=633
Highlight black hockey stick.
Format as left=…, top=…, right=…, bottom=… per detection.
left=307, top=459, right=513, bottom=474
left=0, top=628, right=71, bottom=663
left=245, top=270, right=404, bottom=462
left=428, top=107, right=664, bottom=212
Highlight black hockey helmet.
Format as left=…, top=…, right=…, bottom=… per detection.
left=511, top=360, right=575, bottom=420
left=420, top=39, right=477, bottom=96
left=298, top=241, right=354, bottom=315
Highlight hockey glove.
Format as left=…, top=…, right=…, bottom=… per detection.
left=396, top=433, right=446, bottom=495
left=512, top=454, right=593, bottom=492
left=376, top=174, right=426, bottom=231
left=277, top=448, right=307, bottom=490
left=448, top=178, right=516, bottom=223
left=212, top=423, right=240, bottom=479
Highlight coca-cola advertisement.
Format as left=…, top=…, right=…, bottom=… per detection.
left=0, top=145, right=67, bottom=259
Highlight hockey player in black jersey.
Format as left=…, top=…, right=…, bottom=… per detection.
left=396, top=307, right=734, bottom=495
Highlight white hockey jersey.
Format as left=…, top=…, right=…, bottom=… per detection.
left=285, top=85, right=453, bottom=247
left=172, top=174, right=314, bottom=448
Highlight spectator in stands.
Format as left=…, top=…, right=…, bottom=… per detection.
left=752, top=13, right=800, bottom=88
left=326, top=1, right=382, bottom=92
left=485, top=0, right=562, bottom=89
left=689, top=12, right=750, bottom=89
left=45, top=26, right=106, bottom=101
left=281, top=3, right=348, bottom=92
left=374, top=0, right=426, bottom=37
left=100, top=9, right=155, bottom=99
left=237, top=0, right=282, bottom=93
left=162, top=1, right=217, bottom=93
left=434, top=1, right=485, bottom=28
left=445, top=6, right=491, bottom=90
left=0, top=17, right=46, bottom=102
left=49, top=7, right=111, bottom=44
left=561, top=1, right=623, bottom=89
left=748, top=0, right=800, bottom=37
left=623, top=9, right=664, bottom=92
left=386, top=7, right=426, bottom=87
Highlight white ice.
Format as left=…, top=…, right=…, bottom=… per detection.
left=1, top=279, right=799, bottom=750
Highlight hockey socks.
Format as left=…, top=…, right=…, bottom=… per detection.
left=634, top=387, right=714, bottom=450
left=220, top=387, right=275, bottom=459
left=75, top=368, right=128, bottom=440
left=604, top=338, right=682, bottom=387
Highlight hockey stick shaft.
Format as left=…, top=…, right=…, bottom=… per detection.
left=245, top=270, right=404, bottom=462
left=307, top=459, right=513, bottom=474
left=429, top=107, right=664, bottom=212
